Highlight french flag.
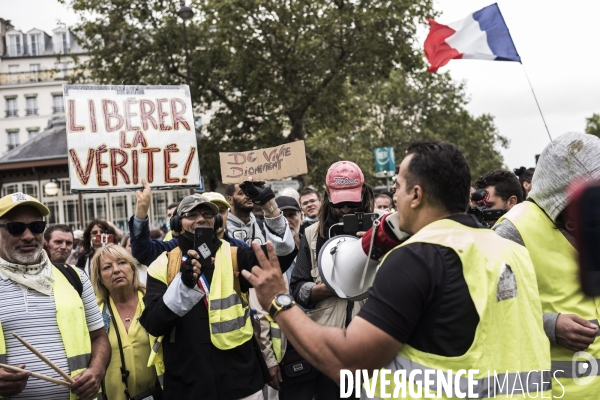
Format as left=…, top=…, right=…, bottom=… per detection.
left=425, top=3, right=521, bottom=73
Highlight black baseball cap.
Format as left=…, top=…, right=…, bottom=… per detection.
left=275, top=196, right=300, bottom=212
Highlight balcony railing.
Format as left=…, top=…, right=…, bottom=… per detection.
left=53, top=106, right=65, bottom=114
left=0, top=68, right=78, bottom=86
left=26, top=108, right=38, bottom=115
left=5, top=110, right=18, bottom=118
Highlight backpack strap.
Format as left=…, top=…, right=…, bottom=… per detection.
left=52, top=262, right=83, bottom=297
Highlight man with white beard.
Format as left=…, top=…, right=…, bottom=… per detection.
left=0, top=193, right=110, bottom=399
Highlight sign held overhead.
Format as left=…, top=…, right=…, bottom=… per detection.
left=64, top=85, right=201, bottom=193
left=220, top=141, right=308, bottom=184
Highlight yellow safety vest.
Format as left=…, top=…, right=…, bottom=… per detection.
left=0, top=266, right=95, bottom=400
left=270, top=322, right=283, bottom=363
left=499, top=201, right=600, bottom=399
left=368, top=218, right=551, bottom=399
left=146, top=240, right=253, bottom=383
left=163, top=231, right=173, bottom=242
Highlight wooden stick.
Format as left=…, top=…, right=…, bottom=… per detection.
left=12, top=333, right=75, bottom=384
left=0, top=363, right=71, bottom=387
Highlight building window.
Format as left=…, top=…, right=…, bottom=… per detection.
left=173, top=189, right=190, bottom=202
left=7, top=35, right=22, bottom=57
left=63, top=199, right=79, bottom=228
left=54, top=62, right=69, bottom=79
left=46, top=201, right=60, bottom=225
left=83, top=196, right=107, bottom=226
left=52, top=94, right=64, bottom=113
left=28, top=128, right=40, bottom=140
left=5, top=98, right=18, bottom=117
left=54, top=32, right=68, bottom=54
left=111, top=195, right=129, bottom=232
left=21, top=183, right=38, bottom=198
left=30, top=64, right=41, bottom=82
left=30, top=34, right=43, bottom=56
left=61, top=178, right=71, bottom=196
left=1, top=184, right=18, bottom=197
left=7, top=131, right=20, bottom=151
left=26, top=97, right=38, bottom=115
left=152, top=191, right=168, bottom=229
left=8, top=65, right=20, bottom=84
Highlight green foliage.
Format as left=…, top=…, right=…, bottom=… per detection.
left=585, top=114, right=600, bottom=139
left=306, top=70, right=508, bottom=187
left=63, top=0, right=506, bottom=186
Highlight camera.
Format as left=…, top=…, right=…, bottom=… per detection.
left=468, top=189, right=507, bottom=227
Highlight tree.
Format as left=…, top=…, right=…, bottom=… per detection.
left=63, top=0, right=435, bottom=183
left=585, top=114, right=600, bottom=139
left=305, top=70, right=508, bottom=187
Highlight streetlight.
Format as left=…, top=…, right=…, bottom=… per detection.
left=44, top=179, right=60, bottom=196
left=177, top=0, right=194, bottom=88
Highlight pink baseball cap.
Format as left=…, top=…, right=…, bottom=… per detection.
left=326, top=161, right=364, bottom=204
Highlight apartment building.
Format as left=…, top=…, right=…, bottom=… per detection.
left=0, top=18, right=85, bottom=154
left=0, top=18, right=197, bottom=231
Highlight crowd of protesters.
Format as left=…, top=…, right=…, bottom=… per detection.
left=0, top=131, right=599, bottom=399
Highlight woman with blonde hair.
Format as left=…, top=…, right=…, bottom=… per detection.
left=90, top=244, right=160, bottom=400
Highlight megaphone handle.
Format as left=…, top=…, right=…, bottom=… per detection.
left=359, top=220, right=380, bottom=290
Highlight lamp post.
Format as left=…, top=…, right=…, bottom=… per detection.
left=177, top=0, right=194, bottom=88
left=44, top=179, right=60, bottom=196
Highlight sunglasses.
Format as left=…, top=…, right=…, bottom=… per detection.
left=330, top=201, right=362, bottom=209
left=0, top=221, right=46, bottom=236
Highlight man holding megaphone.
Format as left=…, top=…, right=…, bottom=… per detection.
left=247, top=141, right=551, bottom=399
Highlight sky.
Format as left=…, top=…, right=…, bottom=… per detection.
left=2, top=0, right=598, bottom=170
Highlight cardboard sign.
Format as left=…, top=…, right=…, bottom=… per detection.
left=219, top=141, right=308, bottom=184
left=64, top=85, right=201, bottom=192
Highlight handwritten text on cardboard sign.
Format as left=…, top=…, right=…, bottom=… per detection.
left=219, top=141, right=308, bottom=184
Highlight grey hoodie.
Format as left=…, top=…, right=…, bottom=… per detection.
left=494, top=131, right=600, bottom=341
left=226, top=210, right=266, bottom=245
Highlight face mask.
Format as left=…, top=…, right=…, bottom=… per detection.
left=166, top=222, right=171, bottom=230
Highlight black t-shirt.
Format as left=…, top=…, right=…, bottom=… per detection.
left=357, top=214, right=483, bottom=357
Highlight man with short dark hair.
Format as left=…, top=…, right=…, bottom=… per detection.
left=246, top=141, right=551, bottom=399
left=44, top=224, right=74, bottom=264
left=226, top=184, right=266, bottom=244
left=474, top=169, right=523, bottom=210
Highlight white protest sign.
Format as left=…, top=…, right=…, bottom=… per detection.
left=64, top=85, right=201, bottom=192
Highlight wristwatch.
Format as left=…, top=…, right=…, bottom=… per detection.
left=262, top=203, right=279, bottom=215
left=269, top=293, right=296, bottom=320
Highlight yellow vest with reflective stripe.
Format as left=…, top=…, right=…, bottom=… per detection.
left=270, top=322, right=283, bottom=363
left=369, top=218, right=551, bottom=399
left=499, top=201, right=600, bottom=399
left=0, top=266, right=94, bottom=400
left=208, top=240, right=253, bottom=350
left=146, top=240, right=253, bottom=381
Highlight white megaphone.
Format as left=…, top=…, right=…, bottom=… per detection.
left=317, top=212, right=409, bottom=301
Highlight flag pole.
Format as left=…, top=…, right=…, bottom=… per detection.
left=521, top=64, right=552, bottom=141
